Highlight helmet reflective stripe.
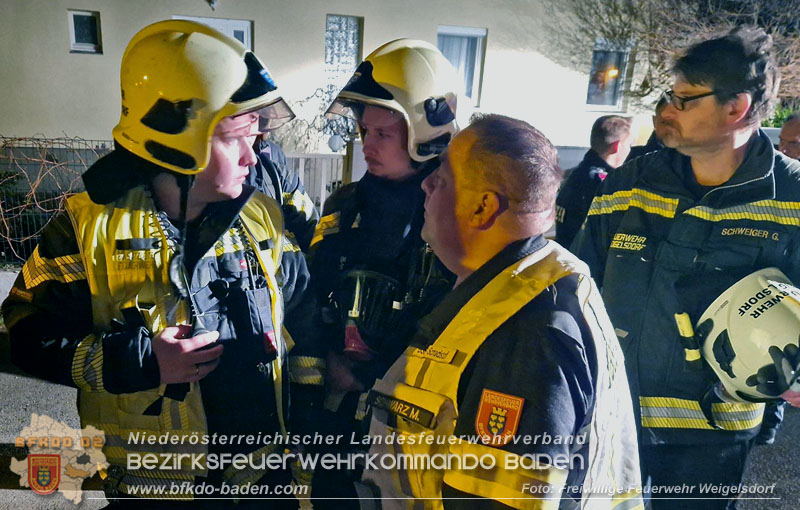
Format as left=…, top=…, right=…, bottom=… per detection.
left=326, top=38, right=463, bottom=162
left=114, top=20, right=294, bottom=175
left=698, top=267, right=800, bottom=401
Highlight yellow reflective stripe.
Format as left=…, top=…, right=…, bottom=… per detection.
left=311, top=211, right=341, bottom=246
left=684, top=200, right=800, bottom=226
left=72, top=334, right=104, bottom=392
left=282, top=234, right=301, bottom=253
left=443, top=440, right=566, bottom=510
left=612, top=489, right=645, bottom=510
left=639, top=396, right=763, bottom=431
left=283, top=189, right=317, bottom=221
left=288, top=356, right=326, bottom=385
left=22, top=246, right=86, bottom=289
left=588, top=189, right=678, bottom=219
left=214, top=228, right=246, bottom=257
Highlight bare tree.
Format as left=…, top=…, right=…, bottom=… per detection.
left=540, top=0, right=800, bottom=110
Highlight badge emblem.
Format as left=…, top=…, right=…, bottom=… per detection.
left=475, top=389, right=524, bottom=445
left=28, top=454, right=60, bottom=495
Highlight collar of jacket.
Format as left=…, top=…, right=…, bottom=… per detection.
left=640, top=129, right=776, bottom=209
left=580, top=149, right=614, bottom=179
left=413, top=235, right=547, bottom=347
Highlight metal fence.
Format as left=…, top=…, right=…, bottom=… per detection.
left=0, top=136, right=343, bottom=266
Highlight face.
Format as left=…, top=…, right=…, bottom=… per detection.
left=192, top=113, right=259, bottom=203
left=359, top=105, right=414, bottom=181
left=779, top=121, right=800, bottom=160
left=420, top=129, right=476, bottom=269
left=659, top=75, right=730, bottom=155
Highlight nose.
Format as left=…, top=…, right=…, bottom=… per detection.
left=421, top=173, right=434, bottom=195
left=239, top=139, right=257, bottom=167
left=361, top=132, right=377, bottom=156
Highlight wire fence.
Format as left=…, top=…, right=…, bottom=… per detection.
left=0, top=137, right=110, bottom=266
left=0, top=137, right=343, bottom=266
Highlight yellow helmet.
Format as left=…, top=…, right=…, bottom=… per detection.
left=113, top=20, right=294, bottom=175
left=327, top=38, right=462, bottom=162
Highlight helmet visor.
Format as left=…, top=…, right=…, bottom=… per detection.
left=251, top=97, right=296, bottom=133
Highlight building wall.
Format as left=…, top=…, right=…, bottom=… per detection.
left=0, top=0, right=640, bottom=148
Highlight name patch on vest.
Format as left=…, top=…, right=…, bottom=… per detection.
left=367, top=390, right=435, bottom=428
left=408, top=345, right=456, bottom=364
left=475, top=389, right=524, bottom=446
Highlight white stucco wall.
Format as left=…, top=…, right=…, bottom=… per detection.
left=0, top=0, right=640, bottom=148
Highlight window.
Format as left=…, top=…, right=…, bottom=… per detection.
left=437, top=26, right=486, bottom=105
left=68, top=10, right=102, bottom=54
left=586, top=42, right=629, bottom=109
left=325, top=15, right=363, bottom=89
left=172, top=15, right=252, bottom=50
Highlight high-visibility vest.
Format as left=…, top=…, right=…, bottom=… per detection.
left=362, top=241, right=643, bottom=510
left=65, top=186, right=285, bottom=497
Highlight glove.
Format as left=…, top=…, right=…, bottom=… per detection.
left=750, top=343, right=800, bottom=398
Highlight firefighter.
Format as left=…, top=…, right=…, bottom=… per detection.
left=305, top=39, right=462, bottom=507
left=361, top=114, right=642, bottom=509
left=2, top=20, right=303, bottom=508
left=572, top=27, right=800, bottom=509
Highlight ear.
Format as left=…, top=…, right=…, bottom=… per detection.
left=727, top=93, right=752, bottom=125
left=609, top=140, right=621, bottom=155
left=469, top=191, right=502, bottom=229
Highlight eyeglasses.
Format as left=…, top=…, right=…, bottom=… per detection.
left=662, top=89, right=717, bottom=111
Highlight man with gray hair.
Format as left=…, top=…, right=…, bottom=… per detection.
left=555, top=115, right=633, bottom=249
left=360, top=114, right=642, bottom=509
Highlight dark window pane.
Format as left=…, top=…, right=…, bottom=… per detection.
left=73, top=15, right=98, bottom=45
left=233, top=30, right=245, bottom=43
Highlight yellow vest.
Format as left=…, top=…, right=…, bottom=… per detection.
left=65, top=186, right=285, bottom=496
left=362, top=241, right=643, bottom=510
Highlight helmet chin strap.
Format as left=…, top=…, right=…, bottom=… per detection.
left=169, top=173, right=210, bottom=335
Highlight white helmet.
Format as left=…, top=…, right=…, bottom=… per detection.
left=697, top=267, right=800, bottom=401
left=326, top=38, right=462, bottom=162
left=114, top=20, right=295, bottom=175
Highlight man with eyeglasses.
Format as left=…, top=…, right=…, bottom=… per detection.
left=573, top=27, right=800, bottom=509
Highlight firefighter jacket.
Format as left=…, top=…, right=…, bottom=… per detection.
left=361, top=237, right=643, bottom=510
left=572, top=129, right=800, bottom=446
left=248, top=139, right=319, bottom=252
left=3, top=184, right=298, bottom=497
left=555, top=150, right=612, bottom=250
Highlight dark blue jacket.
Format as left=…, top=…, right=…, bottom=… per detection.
left=573, top=130, right=800, bottom=445
left=555, top=150, right=612, bottom=249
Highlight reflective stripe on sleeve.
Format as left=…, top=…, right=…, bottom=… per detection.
left=22, top=247, right=86, bottom=289
left=639, top=396, right=763, bottom=431
left=587, top=189, right=678, bottom=219
left=72, top=333, right=105, bottom=392
left=283, top=189, right=317, bottom=221
left=288, top=355, right=326, bottom=386
left=311, top=212, right=341, bottom=246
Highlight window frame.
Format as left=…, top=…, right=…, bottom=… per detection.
left=437, top=25, right=487, bottom=106
left=67, top=10, right=102, bottom=54
left=172, top=15, right=253, bottom=50
left=585, top=40, right=630, bottom=112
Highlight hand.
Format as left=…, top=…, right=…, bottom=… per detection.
left=781, top=389, right=800, bottom=407
left=326, top=351, right=365, bottom=392
left=152, top=325, right=223, bottom=384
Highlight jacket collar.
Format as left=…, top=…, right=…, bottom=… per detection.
left=640, top=129, right=776, bottom=208
left=414, top=235, right=547, bottom=347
